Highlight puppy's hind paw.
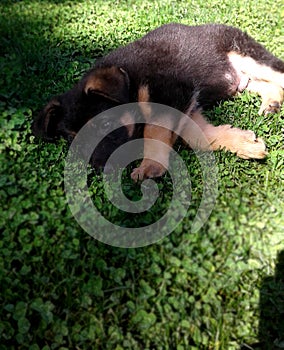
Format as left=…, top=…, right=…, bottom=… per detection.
left=260, top=101, right=281, bottom=115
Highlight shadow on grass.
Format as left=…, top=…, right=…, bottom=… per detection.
left=242, top=250, right=284, bottom=350
left=259, top=250, right=284, bottom=349
left=0, top=3, right=118, bottom=110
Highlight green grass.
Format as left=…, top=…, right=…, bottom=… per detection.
left=0, top=0, right=284, bottom=349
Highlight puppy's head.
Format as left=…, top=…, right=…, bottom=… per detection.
left=33, top=66, right=140, bottom=171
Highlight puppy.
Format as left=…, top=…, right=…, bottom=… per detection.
left=33, top=23, right=284, bottom=180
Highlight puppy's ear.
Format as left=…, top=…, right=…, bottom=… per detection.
left=84, top=66, right=129, bottom=103
left=32, top=97, right=63, bottom=141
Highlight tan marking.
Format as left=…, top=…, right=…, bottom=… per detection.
left=43, top=98, right=61, bottom=133
left=180, top=111, right=267, bottom=159
left=85, top=77, right=102, bottom=94
left=142, top=123, right=174, bottom=161
left=66, top=130, right=77, bottom=138
left=138, top=85, right=152, bottom=122
left=46, top=98, right=61, bottom=108
left=228, top=52, right=284, bottom=88
left=131, top=118, right=175, bottom=181
left=84, top=66, right=129, bottom=103
left=138, top=85, right=150, bottom=102
left=84, top=67, right=119, bottom=94
left=120, top=112, right=135, bottom=137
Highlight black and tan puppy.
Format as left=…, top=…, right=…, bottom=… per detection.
left=33, top=23, right=284, bottom=180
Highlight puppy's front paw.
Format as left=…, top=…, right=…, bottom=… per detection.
left=131, top=160, right=166, bottom=181
left=235, top=130, right=267, bottom=159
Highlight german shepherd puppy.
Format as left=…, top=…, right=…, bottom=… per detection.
left=33, top=23, right=284, bottom=180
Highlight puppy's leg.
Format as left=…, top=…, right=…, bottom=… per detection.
left=228, top=52, right=284, bottom=88
left=246, top=80, right=284, bottom=115
left=182, top=111, right=267, bottom=159
left=132, top=88, right=177, bottom=181
left=131, top=122, right=176, bottom=181
left=228, top=52, right=284, bottom=114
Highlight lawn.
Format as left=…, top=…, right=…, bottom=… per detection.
left=0, top=0, right=284, bottom=349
